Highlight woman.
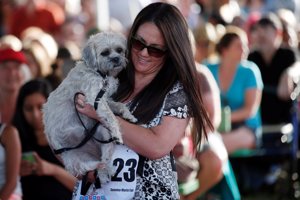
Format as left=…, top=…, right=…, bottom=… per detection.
left=175, top=65, right=227, bottom=200
left=193, top=22, right=219, bottom=64
left=12, top=79, right=76, bottom=200
left=206, top=26, right=264, bottom=154
left=0, top=48, right=27, bottom=124
left=175, top=30, right=228, bottom=199
left=0, top=124, right=22, bottom=200
left=75, top=2, right=212, bottom=199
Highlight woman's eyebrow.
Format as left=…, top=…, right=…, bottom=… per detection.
left=135, top=35, right=165, bottom=48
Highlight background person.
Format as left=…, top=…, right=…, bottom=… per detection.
left=0, top=48, right=27, bottom=123
left=176, top=65, right=229, bottom=200
left=13, top=79, right=76, bottom=200
left=175, top=29, right=227, bottom=199
left=248, top=12, right=299, bottom=125
left=206, top=26, right=264, bottom=154
left=0, top=124, right=22, bottom=200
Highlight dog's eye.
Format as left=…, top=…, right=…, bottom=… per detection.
left=101, top=49, right=110, bottom=56
left=116, top=47, right=124, bottom=54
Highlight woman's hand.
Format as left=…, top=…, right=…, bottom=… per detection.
left=32, top=152, right=56, bottom=176
left=20, top=152, right=57, bottom=176
left=75, top=93, right=99, bottom=120
left=27, top=153, right=77, bottom=190
left=20, top=159, right=35, bottom=176
left=277, top=68, right=294, bottom=100
left=19, top=152, right=52, bottom=176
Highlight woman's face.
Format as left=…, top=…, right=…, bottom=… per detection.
left=223, top=37, right=245, bottom=61
left=0, top=61, right=24, bottom=93
left=23, top=92, right=46, bottom=131
left=131, top=22, right=167, bottom=76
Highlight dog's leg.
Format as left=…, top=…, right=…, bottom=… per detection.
left=96, top=143, right=115, bottom=185
left=91, top=125, right=116, bottom=185
left=95, top=99, right=123, bottom=143
left=62, top=150, right=102, bottom=177
left=107, top=100, right=137, bottom=123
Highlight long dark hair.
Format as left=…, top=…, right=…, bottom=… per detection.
left=12, top=78, right=52, bottom=152
left=113, top=2, right=212, bottom=149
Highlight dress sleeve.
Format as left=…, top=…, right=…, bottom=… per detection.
left=163, top=82, right=189, bottom=119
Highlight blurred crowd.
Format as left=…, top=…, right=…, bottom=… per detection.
left=0, top=0, right=300, bottom=200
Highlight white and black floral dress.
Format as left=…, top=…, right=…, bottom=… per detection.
left=133, top=81, right=189, bottom=200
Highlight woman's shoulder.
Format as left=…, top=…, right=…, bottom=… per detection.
left=205, top=62, right=219, bottom=69
left=240, top=60, right=261, bottom=73
left=0, top=124, right=19, bottom=145
left=196, top=63, right=212, bottom=75
left=204, top=62, right=219, bottom=76
left=278, top=46, right=297, bottom=55
left=239, top=60, right=264, bottom=86
left=166, top=81, right=188, bottom=104
left=0, top=124, right=18, bottom=137
left=168, top=81, right=184, bottom=94
left=0, top=123, right=5, bottom=137
left=163, top=81, right=189, bottom=118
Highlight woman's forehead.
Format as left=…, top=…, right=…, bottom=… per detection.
left=136, top=23, right=165, bottom=45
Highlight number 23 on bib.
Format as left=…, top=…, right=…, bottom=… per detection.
left=72, top=145, right=139, bottom=200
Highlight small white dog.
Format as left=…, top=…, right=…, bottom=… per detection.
left=43, top=32, right=136, bottom=184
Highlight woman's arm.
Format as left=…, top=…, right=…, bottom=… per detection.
left=231, top=88, right=262, bottom=123
left=118, top=116, right=189, bottom=160
left=197, top=65, right=221, bottom=128
left=76, top=94, right=189, bottom=160
left=32, top=153, right=77, bottom=191
left=0, top=125, right=21, bottom=200
left=277, top=61, right=300, bottom=100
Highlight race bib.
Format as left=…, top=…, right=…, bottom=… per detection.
left=72, top=145, right=139, bottom=200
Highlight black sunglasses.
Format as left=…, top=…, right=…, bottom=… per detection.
left=131, top=37, right=167, bottom=58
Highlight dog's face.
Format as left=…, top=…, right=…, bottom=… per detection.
left=82, top=32, right=127, bottom=77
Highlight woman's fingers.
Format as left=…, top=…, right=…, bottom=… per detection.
left=76, top=101, right=85, bottom=109
left=74, top=92, right=100, bottom=120
left=75, top=93, right=86, bottom=108
left=20, top=160, right=34, bottom=176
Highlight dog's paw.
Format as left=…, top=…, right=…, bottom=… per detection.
left=128, top=115, right=137, bottom=123
left=97, top=168, right=112, bottom=185
left=120, top=108, right=137, bottom=123
left=112, top=137, right=123, bottom=145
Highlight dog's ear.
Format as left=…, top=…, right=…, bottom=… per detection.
left=82, top=39, right=98, bottom=68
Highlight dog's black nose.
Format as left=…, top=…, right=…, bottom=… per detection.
left=111, top=57, right=120, bottom=64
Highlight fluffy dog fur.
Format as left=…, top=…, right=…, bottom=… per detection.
left=43, top=32, right=136, bottom=183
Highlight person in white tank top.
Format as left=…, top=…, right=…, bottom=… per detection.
left=0, top=123, right=22, bottom=200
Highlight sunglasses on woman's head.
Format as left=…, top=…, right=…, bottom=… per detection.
left=131, top=37, right=167, bottom=58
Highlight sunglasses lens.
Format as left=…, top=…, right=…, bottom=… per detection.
left=132, top=37, right=166, bottom=58
left=147, top=47, right=166, bottom=58
left=132, top=38, right=145, bottom=51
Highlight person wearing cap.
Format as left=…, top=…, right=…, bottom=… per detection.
left=0, top=48, right=27, bottom=123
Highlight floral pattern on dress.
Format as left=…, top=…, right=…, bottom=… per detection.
left=133, top=81, right=189, bottom=200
